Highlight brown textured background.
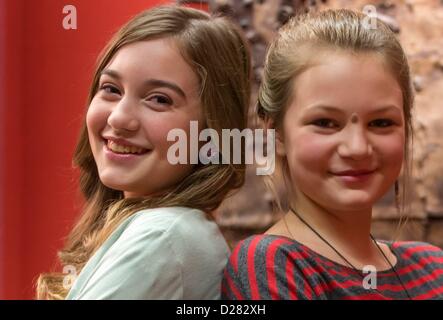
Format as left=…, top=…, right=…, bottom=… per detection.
left=206, top=0, right=443, bottom=249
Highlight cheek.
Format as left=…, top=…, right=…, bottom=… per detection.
left=86, top=100, right=108, bottom=136
left=144, top=114, right=199, bottom=154
left=376, top=134, right=405, bottom=170
left=85, top=100, right=111, bottom=164
left=146, top=122, right=172, bottom=152
left=286, top=131, right=334, bottom=173
left=85, top=108, right=96, bottom=137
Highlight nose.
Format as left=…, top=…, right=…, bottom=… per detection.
left=107, top=98, right=140, bottom=133
left=337, top=125, right=373, bottom=160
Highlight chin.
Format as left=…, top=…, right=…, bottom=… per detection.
left=337, top=198, right=375, bottom=211
left=98, top=174, right=129, bottom=192
left=323, top=190, right=374, bottom=209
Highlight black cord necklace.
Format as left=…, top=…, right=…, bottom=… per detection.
left=287, top=207, right=412, bottom=300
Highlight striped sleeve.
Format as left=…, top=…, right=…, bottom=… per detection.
left=394, top=241, right=443, bottom=299
left=221, top=235, right=317, bottom=300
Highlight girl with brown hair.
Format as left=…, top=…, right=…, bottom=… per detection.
left=222, top=9, right=443, bottom=300
left=37, top=5, right=251, bottom=300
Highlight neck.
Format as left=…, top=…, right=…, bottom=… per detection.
left=282, top=190, right=408, bottom=298
left=289, top=189, right=376, bottom=261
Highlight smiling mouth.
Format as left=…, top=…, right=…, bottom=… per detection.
left=333, top=171, right=375, bottom=177
left=104, top=139, right=150, bottom=155
left=329, top=170, right=376, bottom=184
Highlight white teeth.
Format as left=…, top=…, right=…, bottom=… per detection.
left=107, top=140, right=146, bottom=154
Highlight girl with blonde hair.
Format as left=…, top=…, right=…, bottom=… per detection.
left=37, top=5, right=251, bottom=300
left=222, top=9, right=443, bottom=300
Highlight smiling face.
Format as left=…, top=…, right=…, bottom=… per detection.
left=86, top=38, right=204, bottom=198
left=278, top=52, right=405, bottom=213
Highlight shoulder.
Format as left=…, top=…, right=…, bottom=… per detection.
left=392, top=241, right=443, bottom=288
left=67, top=207, right=228, bottom=299
left=391, top=240, right=443, bottom=257
left=222, top=234, right=318, bottom=300
left=91, top=206, right=228, bottom=265
left=86, top=207, right=211, bottom=264
left=227, top=234, right=311, bottom=278
left=391, top=240, right=443, bottom=270
left=126, top=206, right=230, bottom=279
left=126, top=206, right=228, bottom=254
left=107, top=207, right=200, bottom=251
left=391, top=241, right=443, bottom=255
left=126, top=206, right=209, bottom=232
left=229, top=234, right=304, bottom=263
left=119, top=206, right=220, bottom=247
left=126, top=207, right=229, bottom=299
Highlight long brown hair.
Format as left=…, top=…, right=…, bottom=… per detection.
left=37, top=5, right=251, bottom=299
left=257, top=9, right=414, bottom=219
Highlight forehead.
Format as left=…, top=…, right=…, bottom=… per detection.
left=291, top=52, right=403, bottom=114
left=104, top=38, right=200, bottom=93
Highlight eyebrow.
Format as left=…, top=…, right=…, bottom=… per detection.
left=306, top=104, right=402, bottom=114
left=100, top=69, right=187, bottom=99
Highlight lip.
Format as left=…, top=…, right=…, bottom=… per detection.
left=102, top=139, right=151, bottom=163
left=103, top=136, right=149, bottom=150
left=330, top=169, right=376, bottom=184
left=333, top=169, right=376, bottom=176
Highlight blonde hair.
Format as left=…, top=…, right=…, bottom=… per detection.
left=37, top=5, right=251, bottom=299
left=257, top=9, right=413, bottom=218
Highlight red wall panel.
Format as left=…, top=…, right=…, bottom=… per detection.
left=1, top=0, right=208, bottom=300
left=1, top=0, right=26, bottom=301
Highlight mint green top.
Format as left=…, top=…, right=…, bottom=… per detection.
left=65, top=207, right=230, bottom=300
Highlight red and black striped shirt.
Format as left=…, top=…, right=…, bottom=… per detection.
left=221, top=235, right=443, bottom=300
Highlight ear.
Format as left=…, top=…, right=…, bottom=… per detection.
left=264, top=116, right=286, bottom=157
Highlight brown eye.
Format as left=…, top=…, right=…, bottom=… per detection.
left=101, top=84, right=121, bottom=95
left=147, top=95, right=172, bottom=106
left=312, top=118, right=338, bottom=129
left=369, top=119, right=394, bottom=128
